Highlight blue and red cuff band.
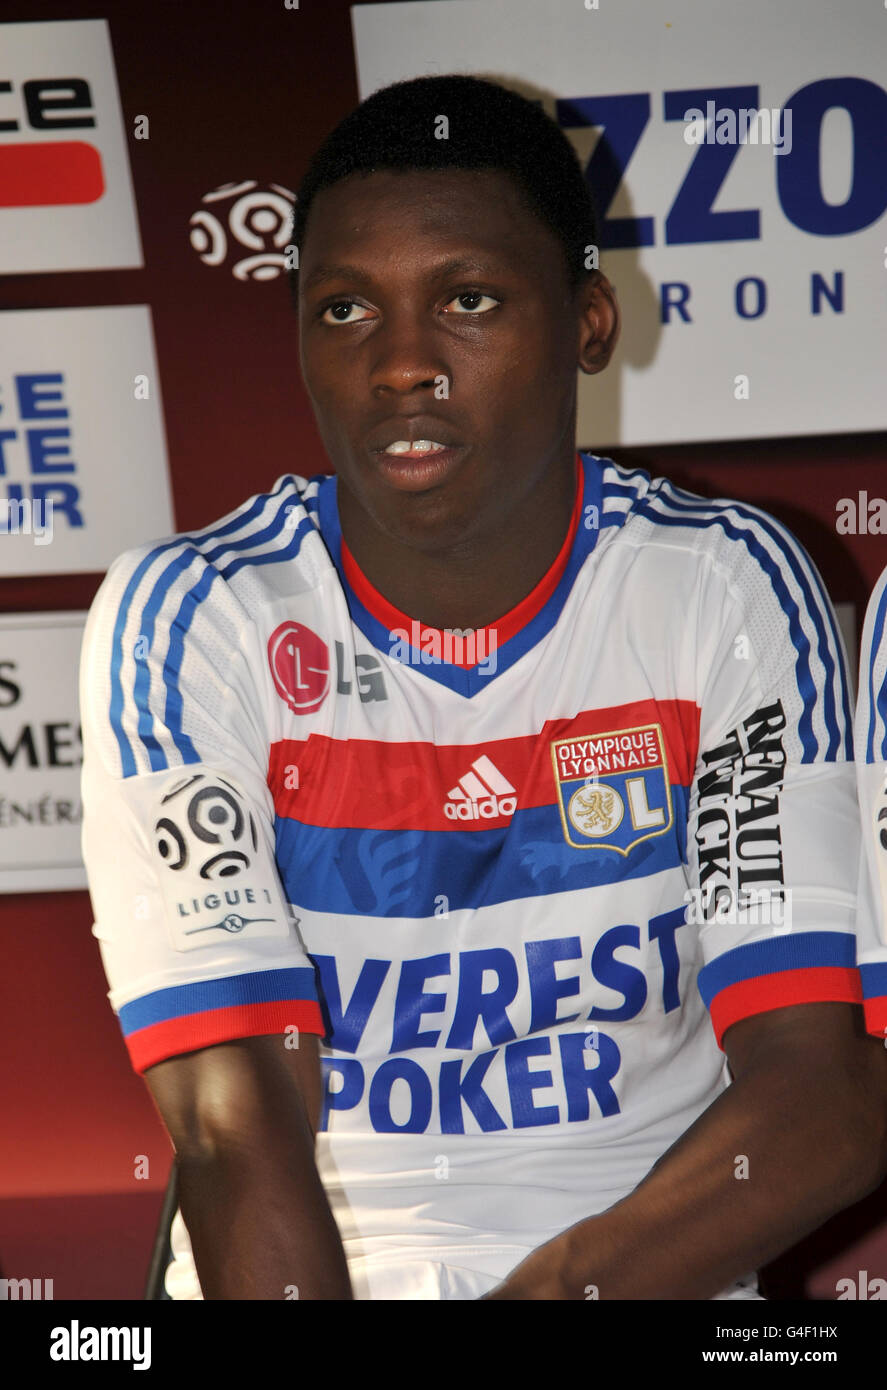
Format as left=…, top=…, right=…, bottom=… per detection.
left=118, top=967, right=325, bottom=1074
left=698, top=931, right=861, bottom=1049
left=860, top=961, right=887, bottom=1040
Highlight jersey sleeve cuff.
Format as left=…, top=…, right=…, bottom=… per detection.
left=117, top=967, right=325, bottom=1074
left=859, top=957, right=887, bottom=1041
left=697, top=931, right=862, bottom=1050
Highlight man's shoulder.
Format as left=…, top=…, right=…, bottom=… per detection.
left=594, top=453, right=816, bottom=593
left=91, top=472, right=335, bottom=624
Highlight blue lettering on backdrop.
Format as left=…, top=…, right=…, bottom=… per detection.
left=557, top=77, right=887, bottom=322
left=0, top=372, right=84, bottom=525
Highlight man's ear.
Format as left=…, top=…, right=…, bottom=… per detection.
left=577, top=271, right=621, bottom=375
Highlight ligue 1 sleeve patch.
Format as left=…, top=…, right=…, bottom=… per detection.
left=550, top=723, right=673, bottom=854
left=152, top=771, right=294, bottom=953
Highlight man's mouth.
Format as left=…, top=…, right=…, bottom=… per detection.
left=370, top=438, right=467, bottom=492
left=382, top=439, right=448, bottom=458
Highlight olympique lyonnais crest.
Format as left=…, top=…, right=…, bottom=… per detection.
left=550, top=724, right=673, bottom=853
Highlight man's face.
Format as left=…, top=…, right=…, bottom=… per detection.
left=298, top=167, right=612, bottom=554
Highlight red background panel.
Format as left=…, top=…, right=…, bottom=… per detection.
left=0, top=0, right=885, bottom=1300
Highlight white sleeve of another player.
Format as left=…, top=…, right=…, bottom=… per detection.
left=854, top=565, right=887, bottom=1037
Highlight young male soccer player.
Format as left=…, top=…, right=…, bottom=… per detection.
left=80, top=75, right=887, bottom=1300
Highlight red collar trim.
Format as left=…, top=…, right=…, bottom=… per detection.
left=341, top=453, right=584, bottom=667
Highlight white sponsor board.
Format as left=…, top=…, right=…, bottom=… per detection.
left=0, top=18, right=142, bottom=274
left=0, top=613, right=87, bottom=893
left=353, top=0, right=887, bottom=447
left=0, top=305, right=174, bottom=577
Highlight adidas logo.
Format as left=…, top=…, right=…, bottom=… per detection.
left=444, top=754, right=517, bottom=821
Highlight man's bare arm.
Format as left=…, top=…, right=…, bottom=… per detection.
left=144, top=1033, right=353, bottom=1300
left=484, top=1002, right=887, bottom=1299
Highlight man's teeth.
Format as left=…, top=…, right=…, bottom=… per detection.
left=383, top=440, right=447, bottom=456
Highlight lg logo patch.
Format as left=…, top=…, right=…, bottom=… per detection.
left=268, top=622, right=388, bottom=712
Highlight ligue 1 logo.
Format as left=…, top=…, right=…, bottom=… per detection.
left=189, top=180, right=295, bottom=281
left=154, top=773, right=257, bottom=879
left=551, top=723, right=673, bottom=854
left=268, top=621, right=330, bottom=715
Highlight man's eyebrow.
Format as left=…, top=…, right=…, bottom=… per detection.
left=301, top=263, right=370, bottom=292
left=301, top=256, right=508, bottom=293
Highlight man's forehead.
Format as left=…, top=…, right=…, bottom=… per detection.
left=300, top=168, right=558, bottom=276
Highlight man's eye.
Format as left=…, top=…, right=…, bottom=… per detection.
left=321, top=300, right=373, bottom=324
left=444, top=292, right=500, bottom=315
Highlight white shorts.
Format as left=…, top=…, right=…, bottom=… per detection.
left=165, top=1210, right=762, bottom=1301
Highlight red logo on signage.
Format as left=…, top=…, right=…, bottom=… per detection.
left=0, top=141, right=104, bottom=207
left=267, top=622, right=329, bottom=715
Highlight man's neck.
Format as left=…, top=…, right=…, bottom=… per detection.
left=338, top=457, right=579, bottom=633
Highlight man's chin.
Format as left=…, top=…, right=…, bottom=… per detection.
left=339, top=462, right=480, bottom=551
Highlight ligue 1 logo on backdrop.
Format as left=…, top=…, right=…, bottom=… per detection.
left=189, top=180, right=295, bottom=281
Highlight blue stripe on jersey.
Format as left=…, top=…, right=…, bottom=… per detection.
left=274, top=791, right=690, bottom=916
left=863, top=576, right=887, bottom=760
left=313, top=455, right=608, bottom=696
left=111, top=476, right=304, bottom=777
left=117, top=967, right=318, bottom=1033
left=697, top=930, right=856, bottom=1007
left=600, top=474, right=651, bottom=504
left=860, top=960, right=887, bottom=1002
left=598, top=467, right=649, bottom=531
left=302, top=483, right=322, bottom=515
left=142, top=503, right=318, bottom=771
left=635, top=490, right=850, bottom=760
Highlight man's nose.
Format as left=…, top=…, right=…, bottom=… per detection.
left=368, top=312, right=448, bottom=395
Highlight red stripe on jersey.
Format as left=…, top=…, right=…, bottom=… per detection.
left=268, top=698, right=700, bottom=829
left=709, top=967, right=862, bottom=1051
left=341, top=454, right=584, bottom=664
left=863, top=995, right=887, bottom=1041
left=125, top=999, right=325, bottom=1075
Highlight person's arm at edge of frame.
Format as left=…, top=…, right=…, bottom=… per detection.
left=483, top=1000, right=887, bottom=1299
left=145, top=1032, right=354, bottom=1300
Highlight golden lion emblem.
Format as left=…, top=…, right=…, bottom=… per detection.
left=568, top=783, right=624, bottom=837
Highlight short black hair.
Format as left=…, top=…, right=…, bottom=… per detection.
left=290, top=74, right=598, bottom=295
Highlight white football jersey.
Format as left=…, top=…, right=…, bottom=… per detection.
left=855, top=563, right=887, bottom=1038
left=80, top=453, right=865, bottom=1300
